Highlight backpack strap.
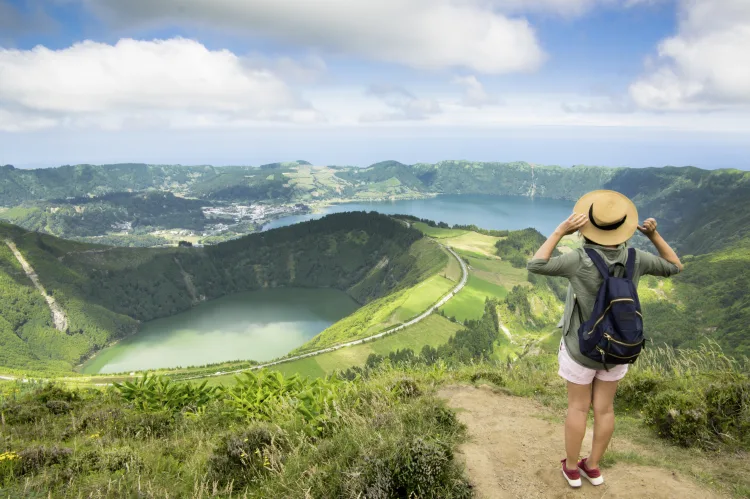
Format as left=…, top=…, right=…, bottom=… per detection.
left=626, top=248, right=636, bottom=280
left=584, top=248, right=610, bottom=280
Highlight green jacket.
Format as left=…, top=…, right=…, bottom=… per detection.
left=527, top=243, right=680, bottom=369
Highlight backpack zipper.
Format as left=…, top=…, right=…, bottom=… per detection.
left=583, top=298, right=636, bottom=337
left=604, top=333, right=645, bottom=348
left=596, top=346, right=639, bottom=360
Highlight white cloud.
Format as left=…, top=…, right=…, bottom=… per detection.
left=0, top=37, right=318, bottom=131
left=629, top=0, right=750, bottom=111
left=244, top=53, right=328, bottom=85
left=84, top=0, right=546, bottom=74
left=453, top=76, right=500, bottom=107
left=360, top=85, right=442, bottom=122
left=461, top=0, right=670, bottom=17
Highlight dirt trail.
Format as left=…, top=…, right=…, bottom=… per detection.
left=5, top=240, right=68, bottom=332
left=439, top=385, right=725, bottom=499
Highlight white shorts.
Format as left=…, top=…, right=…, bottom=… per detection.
left=558, top=340, right=628, bottom=385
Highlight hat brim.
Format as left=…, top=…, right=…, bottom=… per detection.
left=573, top=190, right=639, bottom=246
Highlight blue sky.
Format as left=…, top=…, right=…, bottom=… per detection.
left=1, top=0, right=748, bottom=169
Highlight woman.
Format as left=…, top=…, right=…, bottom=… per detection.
left=527, top=190, right=682, bottom=488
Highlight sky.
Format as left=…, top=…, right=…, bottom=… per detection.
left=0, top=0, right=749, bottom=169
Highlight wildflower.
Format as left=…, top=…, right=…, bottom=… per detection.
left=88, top=433, right=101, bottom=439
left=0, top=451, right=18, bottom=461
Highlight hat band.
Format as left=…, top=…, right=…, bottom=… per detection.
left=589, top=204, right=627, bottom=231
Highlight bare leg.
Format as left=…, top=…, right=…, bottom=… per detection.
left=565, top=381, right=592, bottom=470
left=588, top=379, right=619, bottom=469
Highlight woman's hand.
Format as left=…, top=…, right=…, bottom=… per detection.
left=555, top=213, right=589, bottom=236
left=637, top=218, right=658, bottom=237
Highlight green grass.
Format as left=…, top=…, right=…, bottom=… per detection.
left=441, top=248, right=462, bottom=282
left=412, top=222, right=468, bottom=239
left=282, top=315, right=461, bottom=377
left=440, top=274, right=508, bottom=322
left=0, top=369, right=472, bottom=498
left=465, top=256, right=530, bottom=288
left=442, top=231, right=501, bottom=256
left=392, top=274, right=455, bottom=322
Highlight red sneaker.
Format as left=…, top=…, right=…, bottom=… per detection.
left=561, top=459, right=582, bottom=488
left=578, top=458, right=604, bottom=486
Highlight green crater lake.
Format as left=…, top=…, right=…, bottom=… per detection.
left=81, top=288, right=359, bottom=374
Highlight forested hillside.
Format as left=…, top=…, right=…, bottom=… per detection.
left=409, top=161, right=618, bottom=199
left=604, top=167, right=750, bottom=255
left=0, top=212, right=443, bottom=371
left=1, top=192, right=209, bottom=238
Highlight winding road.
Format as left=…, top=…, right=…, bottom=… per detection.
left=180, top=245, right=468, bottom=381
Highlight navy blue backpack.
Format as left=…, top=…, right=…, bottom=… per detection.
left=577, top=248, right=646, bottom=369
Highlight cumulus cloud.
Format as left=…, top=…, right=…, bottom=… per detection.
left=83, top=0, right=545, bottom=74
left=453, top=76, right=500, bottom=107
left=629, top=0, right=750, bottom=111
left=361, top=85, right=442, bottom=122
left=0, top=38, right=319, bottom=131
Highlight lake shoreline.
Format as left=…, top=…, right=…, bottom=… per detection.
left=79, top=287, right=360, bottom=375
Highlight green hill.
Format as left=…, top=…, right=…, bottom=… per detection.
left=0, top=212, right=444, bottom=372
left=333, top=160, right=426, bottom=194
left=604, top=167, right=750, bottom=255
left=639, top=237, right=750, bottom=357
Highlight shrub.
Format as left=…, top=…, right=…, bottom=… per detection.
left=33, top=383, right=79, bottom=404
left=17, top=446, right=73, bottom=475
left=45, top=400, right=71, bottom=415
left=469, top=370, right=506, bottom=387
left=616, top=369, right=664, bottom=410
left=644, top=390, right=710, bottom=447
left=207, top=425, right=286, bottom=489
left=704, top=380, right=750, bottom=448
left=70, top=447, right=142, bottom=475
left=389, top=378, right=421, bottom=400
left=111, top=411, right=176, bottom=439
left=99, top=447, right=143, bottom=473
left=362, top=437, right=471, bottom=499
left=1, top=402, right=48, bottom=425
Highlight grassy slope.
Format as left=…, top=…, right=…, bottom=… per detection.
left=436, top=231, right=528, bottom=323
left=440, top=274, right=508, bottom=322
left=411, top=222, right=467, bottom=239
left=637, top=238, right=750, bottom=356
left=292, top=239, right=451, bottom=354
left=440, top=231, right=501, bottom=256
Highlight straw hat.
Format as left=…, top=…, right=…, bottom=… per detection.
left=573, top=190, right=639, bottom=246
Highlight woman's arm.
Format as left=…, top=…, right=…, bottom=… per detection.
left=532, top=213, right=588, bottom=261
left=637, top=218, right=683, bottom=272
left=527, top=213, right=588, bottom=277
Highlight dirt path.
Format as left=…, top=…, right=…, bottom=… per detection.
left=439, top=385, right=725, bottom=499
left=5, top=240, right=68, bottom=332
